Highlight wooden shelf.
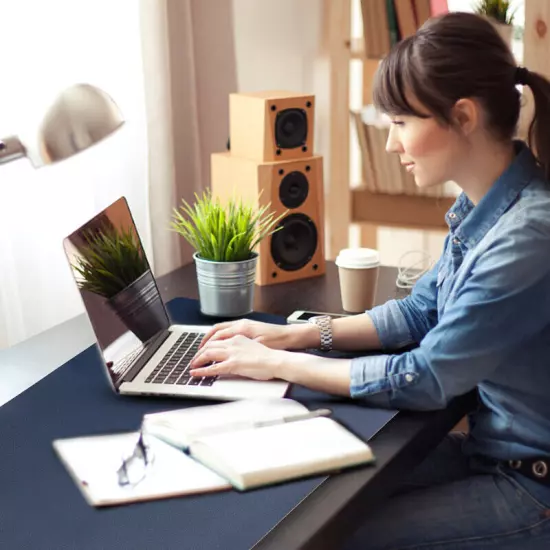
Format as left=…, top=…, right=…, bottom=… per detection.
left=351, top=189, right=453, bottom=230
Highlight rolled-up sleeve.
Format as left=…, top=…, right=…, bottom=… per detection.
left=350, top=222, right=550, bottom=410
left=350, top=258, right=440, bottom=405
left=367, top=256, right=442, bottom=350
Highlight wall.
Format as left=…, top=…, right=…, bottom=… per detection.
left=231, top=0, right=330, bottom=177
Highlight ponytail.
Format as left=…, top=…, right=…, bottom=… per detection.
left=523, top=70, right=550, bottom=180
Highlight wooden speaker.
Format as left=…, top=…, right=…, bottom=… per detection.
left=229, top=90, right=315, bottom=163
left=211, top=152, right=325, bottom=285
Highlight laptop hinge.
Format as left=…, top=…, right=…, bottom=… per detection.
left=115, top=329, right=171, bottom=389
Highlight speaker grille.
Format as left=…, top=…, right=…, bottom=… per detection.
left=270, top=213, right=318, bottom=271
left=279, top=171, right=309, bottom=209
left=275, top=108, right=308, bottom=149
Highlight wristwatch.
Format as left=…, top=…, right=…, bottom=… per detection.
left=308, top=315, right=333, bottom=352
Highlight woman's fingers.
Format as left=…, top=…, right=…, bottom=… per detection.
left=208, top=326, right=241, bottom=344
left=190, top=346, right=228, bottom=372
left=198, top=322, right=233, bottom=349
left=189, top=362, right=225, bottom=377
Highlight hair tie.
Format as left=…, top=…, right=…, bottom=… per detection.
left=515, top=66, right=529, bottom=85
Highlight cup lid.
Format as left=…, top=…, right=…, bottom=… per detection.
left=335, top=248, right=380, bottom=269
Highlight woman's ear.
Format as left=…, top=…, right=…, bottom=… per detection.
left=451, top=98, right=479, bottom=135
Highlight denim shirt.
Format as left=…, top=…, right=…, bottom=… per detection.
left=351, top=141, right=550, bottom=461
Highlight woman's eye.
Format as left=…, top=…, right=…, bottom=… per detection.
left=391, top=120, right=405, bottom=126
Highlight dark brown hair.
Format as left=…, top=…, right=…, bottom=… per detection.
left=373, top=12, right=550, bottom=179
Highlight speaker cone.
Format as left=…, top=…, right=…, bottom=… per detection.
left=279, top=171, right=309, bottom=209
left=270, top=213, right=317, bottom=271
left=275, top=108, right=308, bottom=149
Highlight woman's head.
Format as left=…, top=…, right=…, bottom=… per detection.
left=373, top=12, right=550, bottom=186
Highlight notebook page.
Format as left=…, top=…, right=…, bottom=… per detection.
left=53, top=432, right=230, bottom=507
left=143, top=398, right=309, bottom=449
left=190, top=417, right=374, bottom=490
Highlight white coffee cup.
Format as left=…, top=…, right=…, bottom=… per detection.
left=335, top=248, right=380, bottom=313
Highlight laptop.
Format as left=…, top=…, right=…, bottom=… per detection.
left=63, top=196, right=289, bottom=401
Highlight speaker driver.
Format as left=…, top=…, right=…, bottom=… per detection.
left=275, top=108, right=308, bottom=149
left=270, top=213, right=318, bottom=271
left=279, top=171, right=309, bottom=209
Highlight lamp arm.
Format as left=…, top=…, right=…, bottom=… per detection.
left=0, top=136, right=27, bottom=165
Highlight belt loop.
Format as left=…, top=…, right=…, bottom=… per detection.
left=533, top=460, right=548, bottom=478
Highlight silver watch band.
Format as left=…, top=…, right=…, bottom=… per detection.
left=308, top=315, right=333, bottom=352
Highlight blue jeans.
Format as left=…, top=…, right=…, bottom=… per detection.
left=343, top=433, right=550, bottom=549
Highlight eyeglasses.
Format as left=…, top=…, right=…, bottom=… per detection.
left=116, top=430, right=155, bottom=487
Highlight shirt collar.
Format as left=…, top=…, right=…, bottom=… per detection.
left=446, top=141, right=541, bottom=248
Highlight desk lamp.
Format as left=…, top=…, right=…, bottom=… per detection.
left=0, top=83, right=124, bottom=167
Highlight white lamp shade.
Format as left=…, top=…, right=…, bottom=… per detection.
left=0, top=83, right=124, bottom=168
left=38, top=84, right=124, bottom=165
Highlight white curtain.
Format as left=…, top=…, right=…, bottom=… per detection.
left=0, top=0, right=151, bottom=348
left=140, top=0, right=238, bottom=277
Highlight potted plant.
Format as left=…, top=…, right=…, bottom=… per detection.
left=474, top=0, right=515, bottom=47
left=72, top=225, right=167, bottom=342
left=171, top=191, right=285, bottom=317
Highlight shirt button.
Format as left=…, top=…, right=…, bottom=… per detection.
left=448, top=213, right=457, bottom=219
left=453, top=238, right=460, bottom=245
left=405, top=373, right=414, bottom=383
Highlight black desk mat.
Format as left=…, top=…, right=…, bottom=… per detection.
left=0, top=298, right=395, bottom=550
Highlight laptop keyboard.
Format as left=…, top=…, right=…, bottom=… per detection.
left=112, top=346, right=144, bottom=377
left=144, top=332, right=217, bottom=387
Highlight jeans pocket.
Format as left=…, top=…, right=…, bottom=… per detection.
left=497, top=466, right=550, bottom=512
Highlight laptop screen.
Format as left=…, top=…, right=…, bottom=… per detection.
left=63, top=197, right=170, bottom=382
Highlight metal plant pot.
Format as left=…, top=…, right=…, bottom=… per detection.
left=492, top=21, right=513, bottom=48
left=107, top=269, right=167, bottom=342
left=194, top=252, right=258, bottom=317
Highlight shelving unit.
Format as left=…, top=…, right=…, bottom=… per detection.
left=323, top=0, right=549, bottom=259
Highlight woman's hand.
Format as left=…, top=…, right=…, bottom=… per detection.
left=190, top=333, right=353, bottom=396
left=198, top=319, right=317, bottom=351
left=190, top=334, right=288, bottom=381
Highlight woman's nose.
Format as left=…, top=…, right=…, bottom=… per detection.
left=386, top=126, right=403, bottom=154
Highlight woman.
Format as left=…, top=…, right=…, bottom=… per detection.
left=190, top=12, right=550, bottom=548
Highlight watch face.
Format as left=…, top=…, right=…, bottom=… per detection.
left=308, top=315, right=330, bottom=324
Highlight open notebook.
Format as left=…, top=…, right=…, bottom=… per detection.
left=53, top=398, right=375, bottom=506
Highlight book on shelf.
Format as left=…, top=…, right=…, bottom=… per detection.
left=386, top=0, right=400, bottom=46
left=394, top=0, right=418, bottom=38
left=53, top=398, right=375, bottom=506
left=351, top=110, right=377, bottom=192
left=360, top=0, right=449, bottom=57
left=361, top=0, right=391, bottom=58
left=413, top=0, right=432, bottom=28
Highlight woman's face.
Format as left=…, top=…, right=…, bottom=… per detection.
left=386, top=112, right=465, bottom=189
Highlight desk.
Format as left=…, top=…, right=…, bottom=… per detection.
left=160, top=262, right=475, bottom=549
left=0, top=262, right=473, bottom=550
